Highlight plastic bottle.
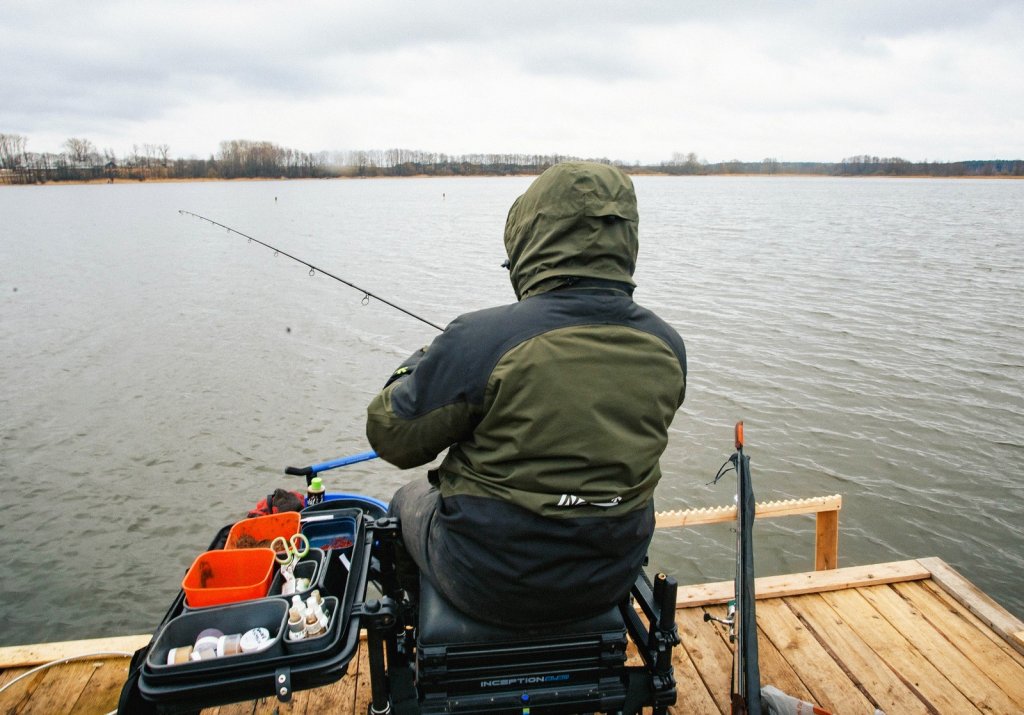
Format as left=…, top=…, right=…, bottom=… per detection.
left=306, top=476, right=325, bottom=507
left=288, top=607, right=306, bottom=641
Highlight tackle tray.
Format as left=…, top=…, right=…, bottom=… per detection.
left=134, top=508, right=373, bottom=712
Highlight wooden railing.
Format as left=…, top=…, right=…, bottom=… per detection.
left=654, top=494, right=843, bottom=570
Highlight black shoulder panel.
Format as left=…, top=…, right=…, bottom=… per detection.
left=389, top=290, right=686, bottom=419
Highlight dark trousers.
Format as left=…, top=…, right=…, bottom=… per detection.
left=387, top=478, right=444, bottom=602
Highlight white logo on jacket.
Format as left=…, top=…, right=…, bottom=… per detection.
left=555, top=494, right=623, bottom=508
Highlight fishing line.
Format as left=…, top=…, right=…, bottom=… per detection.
left=178, top=210, right=445, bottom=332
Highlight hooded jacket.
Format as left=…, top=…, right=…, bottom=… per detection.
left=366, top=162, right=686, bottom=623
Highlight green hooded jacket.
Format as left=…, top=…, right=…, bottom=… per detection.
left=365, top=162, right=686, bottom=622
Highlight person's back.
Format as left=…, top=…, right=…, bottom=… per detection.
left=367, top=161, right=686, bottom=625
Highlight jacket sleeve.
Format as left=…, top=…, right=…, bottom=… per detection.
left=365, top=326, right=481, bottom=469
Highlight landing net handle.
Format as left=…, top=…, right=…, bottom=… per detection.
left=732, top=421, right=762, bottom=715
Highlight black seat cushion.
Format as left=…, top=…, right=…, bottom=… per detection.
left=417, top=577, right=625, bottom=647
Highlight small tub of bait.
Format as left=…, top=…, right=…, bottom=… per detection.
left=182, top=548, right=276, bottom=608
left=225, top=511, right=300, bottom=550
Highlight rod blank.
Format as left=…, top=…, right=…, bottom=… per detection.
left=179, top=210, right=444, bottom=331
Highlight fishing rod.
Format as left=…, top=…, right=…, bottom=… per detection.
left=178, top=210, right=445, bottom=332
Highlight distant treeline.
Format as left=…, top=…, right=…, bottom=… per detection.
left=662, top=153, right=1024, bottom=177
left=1, top=133, right=1021, bottom=184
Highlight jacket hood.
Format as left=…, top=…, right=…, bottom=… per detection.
left=503, top=162, right=639, bottom=300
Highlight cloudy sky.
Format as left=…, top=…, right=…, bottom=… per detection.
left=2, top=0, right=1022, bottom=164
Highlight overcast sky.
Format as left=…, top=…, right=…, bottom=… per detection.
left=2, top=1, right=1022, bottom=164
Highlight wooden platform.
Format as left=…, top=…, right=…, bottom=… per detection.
left=2, top=558, right=1022, bottom=714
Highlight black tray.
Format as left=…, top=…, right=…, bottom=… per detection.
left=132, top=509, right=373, bottom=711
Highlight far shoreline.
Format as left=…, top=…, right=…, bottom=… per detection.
left=3, top=172, right=1022, bottom=187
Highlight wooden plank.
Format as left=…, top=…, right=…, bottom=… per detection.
left=202, top=697, right=256, bottom=714
left=918, top=557, right=1024, bottom=657
left=15, top=660, right=95, bottom=715
left=820, top=588, right=981, bottom=713
left=0, top=665, right=27, bottom=694
left=734, top=610, right=816, bottom=706
left=656, top=495, right=842, bottom=528
left=893, top=581, right=1024, bottom=708
left=918, top=580, right=1024, bottom=669
left=676, top=560, right=931, bottom=607
left=253, top=695, right=296, bottom=713
left=787, top=593, right=929, bottom=714
left=859, top=584, right=1019, bottom=713
left=814, top=510, right=839, bottom=571
left=301, top=641, right=360, bottom=714
left=0, top=635, right=150, bottom=669
left=68, top=657, right=132, bottom=715
left=668, top=626, right=721, bottom=714
left=693, top=601, right=819, bottom=711
left=0, top=667, right=43, bottom=714
left=756, top=598, right=873, bottom=713
left=675, top=606, right=733, bottom=714
left=352, top=634, right=374, bottom=715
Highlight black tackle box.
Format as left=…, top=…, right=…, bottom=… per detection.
left=131, top=505, right=372, bottom=712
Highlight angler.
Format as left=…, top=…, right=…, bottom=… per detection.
left=366, top=161, right=688, bottom=626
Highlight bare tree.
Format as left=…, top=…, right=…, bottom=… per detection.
left=64, top=137, right=97, bottom=165
left=0, top=132, right=28, bottom=169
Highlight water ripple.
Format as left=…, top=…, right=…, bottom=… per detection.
left=1, top=176, right=1022, bottom=646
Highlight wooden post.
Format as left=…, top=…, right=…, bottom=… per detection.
left=815, top=509, right=839, bottom=571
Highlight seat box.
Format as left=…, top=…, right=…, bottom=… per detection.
left=415, top=580, right=630, bottom=713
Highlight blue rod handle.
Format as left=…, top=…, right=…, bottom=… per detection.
left=312, top=450, right=379, bottom=473
left=285, top=450, right=379, bottom=477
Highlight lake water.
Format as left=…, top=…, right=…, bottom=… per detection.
left=1, top=175, right=1021, bottom=647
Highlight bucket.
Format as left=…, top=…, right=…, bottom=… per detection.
left=182, top=548, right=276, bottom=608
left=225, top=511, right=300, bottom=550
